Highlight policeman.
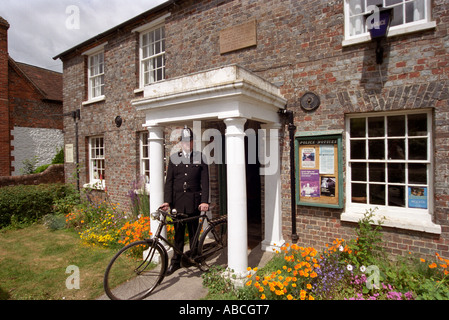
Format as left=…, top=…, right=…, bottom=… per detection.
left=161, top=126, right=210, bottom=275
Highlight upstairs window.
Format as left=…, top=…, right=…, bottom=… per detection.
left=343, top=0, right=435, bottom=45
left=140, top=24, right=166, bottom=86
left=88, top=51, right=105, bottom=100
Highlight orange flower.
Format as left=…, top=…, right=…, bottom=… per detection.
left=429, top=262, right=437, bottom=269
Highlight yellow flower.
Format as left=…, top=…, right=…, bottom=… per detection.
left=287, top=294, right=293, bottom=300
left=261, top=294, right=266, bottom=300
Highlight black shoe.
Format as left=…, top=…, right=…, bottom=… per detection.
left=166, top=263, right=180, bottom=276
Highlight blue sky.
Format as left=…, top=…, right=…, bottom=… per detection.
left=1, top=0, right=168, bottom=72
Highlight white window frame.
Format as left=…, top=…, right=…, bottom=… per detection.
left=139, top=131, right=150, bottom=185
left=86, top=136, right=105, bottom=189
left=139, top=24, right=166, bottom=88
left=342, top=110, right=441, bottom=234
left=88, top=51, right=105, bottom=100
left=343, top=0, right=436, bottom=46
left=82, top=43, right=107, bottom=104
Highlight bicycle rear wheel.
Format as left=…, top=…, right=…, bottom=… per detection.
left=197, top=219, right=227, bottom=271
left=104, top=239, right=167, bottom=300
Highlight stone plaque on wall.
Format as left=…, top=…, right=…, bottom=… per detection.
left=219, top=20, right=257, bottom=54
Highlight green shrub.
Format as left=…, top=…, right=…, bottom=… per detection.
left=33, top=164, right=51, bottom=174
left=51, top=148, right=64, bottom=164
left=0, top=184, right=74, bottom=229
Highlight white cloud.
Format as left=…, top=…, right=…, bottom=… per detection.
left=1, top=0, right=168, bottom=72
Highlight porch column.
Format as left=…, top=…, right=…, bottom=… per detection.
left=260, top=123, right=285, bottom=252
left=147, top=125, right=166, bottom=239
left=224, top=117, right=248, bottom=280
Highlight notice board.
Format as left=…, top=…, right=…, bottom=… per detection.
left=295, top=133, right=343, bottom=208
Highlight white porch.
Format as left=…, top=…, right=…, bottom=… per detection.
left=132, top=65, right=287, bottom=281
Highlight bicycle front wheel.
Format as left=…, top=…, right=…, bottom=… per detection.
left=104, top=239, right=167, bottom=300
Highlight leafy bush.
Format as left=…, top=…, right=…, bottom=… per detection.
left=0, top=184, right=74, bottom=229
left=51, top=148, right=64, bottom=164
left=33, top=164, right=51, bottom=174
left=217, top=209, right=449, bottom=301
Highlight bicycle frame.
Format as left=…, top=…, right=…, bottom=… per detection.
left=147, top=210, right=212, bottom=268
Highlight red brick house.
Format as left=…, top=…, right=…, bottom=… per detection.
left=0, top=17, right=63, bottom=176
left=55, top=0, right=449, bottom=279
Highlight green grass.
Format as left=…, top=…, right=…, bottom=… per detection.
left=0, top=224, right=118, bottom=300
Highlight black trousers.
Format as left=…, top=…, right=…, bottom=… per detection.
left=171, top=211, right=200, bottom=265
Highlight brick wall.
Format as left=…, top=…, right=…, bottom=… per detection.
left=0, top=164, right=64, bottom=187
left=61, top=11, right=165, bottom=209
left=60, top=0, right=449, bottom=259
left=0, top=19, right=10, bottom=176
left=162, top=0, right=449, bottom=259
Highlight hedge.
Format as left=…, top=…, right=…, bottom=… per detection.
left=0, top=184, right=74, bottom=229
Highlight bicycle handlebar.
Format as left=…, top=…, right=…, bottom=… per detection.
left=151, top=207, right=192, bottom=222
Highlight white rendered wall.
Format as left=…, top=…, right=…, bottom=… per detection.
left=11, top=126, right=63, bottom=176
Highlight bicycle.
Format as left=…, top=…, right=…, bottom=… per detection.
left=103, top=207, right=227, bottom=300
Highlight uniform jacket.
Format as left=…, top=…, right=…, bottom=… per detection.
left=164, top=151, right=209, bottom=214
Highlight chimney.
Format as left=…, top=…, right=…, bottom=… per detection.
left=0, top=17, right=10, bottom=176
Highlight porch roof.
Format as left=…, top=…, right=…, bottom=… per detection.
left=132, top=65, right=287, bottom=126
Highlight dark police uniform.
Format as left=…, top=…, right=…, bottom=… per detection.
left=164, top=150, right=209, bottom=266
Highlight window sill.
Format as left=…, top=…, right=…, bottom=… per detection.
left=342, top=21, right=436, bottom=47
left=341, top=206, right=441, bottom=235
left=83, top=181, right=105, bottom=191
left=82, top=95, right=106, bottom=106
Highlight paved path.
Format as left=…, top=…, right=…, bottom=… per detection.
left=97, top=243, right=274, bottom=300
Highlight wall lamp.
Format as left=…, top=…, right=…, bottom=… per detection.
left=366, top=5, right=393, bottom=64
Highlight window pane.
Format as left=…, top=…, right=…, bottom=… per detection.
left=157, top=68, right=163, bottom=82
left=351, top=162, right=367, bottom=181
left=406, top=0, right=425, bottom=23
left=387, top=115, right=405, bottom=137
left=388, top=139, right=405, bottom=159
left=388, top=185, right=405, bottom=207
left=350, top=118, right=366, bottom=138
left=368, top=117, right=385, bottom=137
left=408, top=138, right=427, bottom=160
left=368, top=140, right=385, bottom=159
left=408, top=113, right=427, bottom=136
left=390, top=3, right=404, bottom=26
left=369, top=184, right=385, bottom=205
left=352, top=183, right=367, bottom=204
left=369, top=163, right=385, bottom=182
left=388, top=163, right=405, bottom=183
left=408, top=163, right=427, bottom=184
left=367, top=0, right=383, bottom=7
left=351, top=140, right=366, bottom=159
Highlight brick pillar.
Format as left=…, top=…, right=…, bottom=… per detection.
left=0, top=17, right=10, bottom=176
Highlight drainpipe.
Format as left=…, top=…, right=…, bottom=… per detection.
left=278, top=108, right=299, bottom=243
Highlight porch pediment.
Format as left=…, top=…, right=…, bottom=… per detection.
left=132, top=65, right=286, bottom=126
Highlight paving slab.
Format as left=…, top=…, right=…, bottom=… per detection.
left=97, top=243, right=274, bottom=300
